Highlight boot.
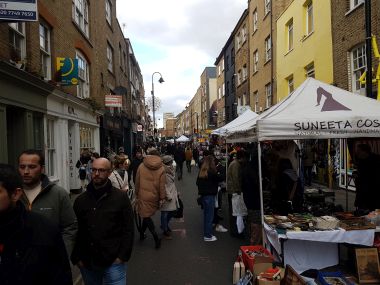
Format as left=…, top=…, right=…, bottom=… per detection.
left=153, top=233, right=161, bottom=249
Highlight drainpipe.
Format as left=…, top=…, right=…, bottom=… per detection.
left=365, top=0, right=373, bottom=98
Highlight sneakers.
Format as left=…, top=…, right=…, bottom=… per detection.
left=215, top=224, right=228, bottom=232
left=204, top=235, right=217, bottom=242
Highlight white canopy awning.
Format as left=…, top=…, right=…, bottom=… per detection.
left=176, top=135, right=190, bottom=142
left=211, top=109, right=258, bottom=136
left=256, top=77, right=380, bottom=141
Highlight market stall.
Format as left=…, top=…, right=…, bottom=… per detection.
left=211, top=109, right=258, bottom=137
left=250, top=78, right=380, bottom=273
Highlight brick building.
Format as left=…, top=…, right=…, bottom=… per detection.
left=0, top=0, right=145, bottom=190
left=331, top=0, right=379, bottom=97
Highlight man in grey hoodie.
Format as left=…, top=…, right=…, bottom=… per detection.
left=18, top=149, right=77, bottom=257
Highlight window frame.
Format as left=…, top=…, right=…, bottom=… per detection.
left=107, top=43, right=114, bottom=72
left=105, top=0, right=112, bottom=26
left=265, top=83, right=272, bottom=108
left=253, top=50, right=259, bottom=73
left=264, top=0, right=271, bottom=15
left=76, top=50, right=90, bottom=99
left=306, top=1, right=314, bottom=35
left=8, top=22, right=26, bottom=61
left=287, top=19, right=294, bottom=51
left=350, top=0, right=364, bottom=10
left=265, top=35, right=272, bottom=62
left=305, top=62, right=315, bottom=78
left=46, top=117, right=56, bottom=178
left=253, top=9, right=258, bottom=32
left=72, top=0, right=89, bottom=37
left=39, top=23, right=51, bottom=80
left=253, top=91, right=259, bottom=112
left=287, top=75, right=294, bottom=94
left=351, top=44, right=366, bottom=93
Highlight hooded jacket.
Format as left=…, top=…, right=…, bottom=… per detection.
left=0, top=202, right=72, bottom=285
left=20, top=174, right=77, bottom=256
left=135, top=155, right=166, bottom=218
left=161, top=164, right=179, bottom=211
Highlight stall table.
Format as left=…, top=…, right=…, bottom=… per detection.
left=264, top=222, right=375, bottom=273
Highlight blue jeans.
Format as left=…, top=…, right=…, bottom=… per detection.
left=161, top=210, right=173, bottom=232
left=80, top=263, right=127, bottom=285
left=202, top=195, right=215, bottom=238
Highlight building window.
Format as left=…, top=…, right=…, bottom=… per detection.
left=222, top=58, right=224, bottom=71
left=265, top=83, right=272, bottom=108
left=237, top=70, right=242, bottom=85
left=306, top=1, right=314, bottom=35
left=107, top=43, right=113, bottom=72
left=243, top=64, right=248, bottom=81
left=8, top=22, right=26, bottom=61
left=46, top=118, right=56, bottom=177
left=242, top=25, right=247, bottom=43
left=76, top=51, right=90, bottom=98
left=264, top=0, right=271, bottom=15
left=218, top=64, right=221, bottom=76
left=218, top=87, right=221, bottom=99
left=253, top=50, right=259, bottom=73
left=236, top=31, right=242, bottom=50
left=105, top=0, right=112, bottom=25
left=305, top=62, right=315, bottom=78
left=287, top=75, right=294, bottom=94
left=253, top=9, right=258, bottom=32
left=351, top=44, right=366, bottom=93
left=350, top=0, right=364, bottom=10
left=72, top=0, right=89, bottom=37
left=39, top=23, right=51, bottom=80
left=287, top=19, right=293, bottom=51
left=80, top=126, right=94, bottom=150
left=254, top=91, right=259, bottom=112
left=265, top=35, right=271, bottom=62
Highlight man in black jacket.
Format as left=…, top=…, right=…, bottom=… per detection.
left=0, top=163, right=72, bottom=285
left=71, top=158, right=134, bottom=285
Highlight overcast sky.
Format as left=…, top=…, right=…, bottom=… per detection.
left=116, top=0, right=247, bottom=127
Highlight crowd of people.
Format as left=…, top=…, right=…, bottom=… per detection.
left=1, top=138, right=379, bottom=284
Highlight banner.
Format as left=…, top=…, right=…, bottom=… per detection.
left=56, top=57, right=78, bottom=85
left=105, top=95, right=122, bottom=107
left=0, top=0, right=38, bottom=21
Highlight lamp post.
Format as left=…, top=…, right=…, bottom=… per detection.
left=151, top=72, right=164, bottom=141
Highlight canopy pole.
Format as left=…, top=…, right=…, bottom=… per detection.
left=344, top=138, right=349, bottom=211
left=258, top=142, right=265, bottom=246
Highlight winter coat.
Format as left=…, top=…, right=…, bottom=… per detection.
left=135, top=155, right=166, bottom=218
left=71, top=180, right=134, bottom=269
left=227, top=159, right=242, bottom=194
left=20, top=174, right=77, bottom=257
left=161, top=164, right=179, bottom=211
left=0, top=202, right=72, bottom=285
left=174, top=147, right=186, bottom=163
left=196, top=170, right=221, bottom=196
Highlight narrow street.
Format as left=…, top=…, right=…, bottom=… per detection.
left=127, top=166, right=244, bottom=285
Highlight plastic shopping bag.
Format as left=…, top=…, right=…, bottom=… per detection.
left=232, top=193, right=248, bottom=217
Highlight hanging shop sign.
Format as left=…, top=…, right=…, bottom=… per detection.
left=105, top=95, right=122, bottom=107
left=137, top=124, right=143, bottom=132
left=56, top=57, right=78, bottom=85
left=0, top=0, right=38, bottom=21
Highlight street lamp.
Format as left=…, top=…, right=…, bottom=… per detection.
left=151, top=72, right=164, bottom=141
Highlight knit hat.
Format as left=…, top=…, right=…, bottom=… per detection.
left=162, top=155, right=174, bottom=164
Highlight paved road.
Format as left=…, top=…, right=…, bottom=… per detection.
left=127, top=166, right=245, bottom=285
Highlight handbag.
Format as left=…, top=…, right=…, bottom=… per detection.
left=190, top=159, right=196, bottom=166
left=232, top=194, right=248, bottom=217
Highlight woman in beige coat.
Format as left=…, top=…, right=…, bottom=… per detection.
left=135, top=149, right=166, bottom=249
left=160, top=155, right=179, bottom=240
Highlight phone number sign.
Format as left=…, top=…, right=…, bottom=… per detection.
left=0, top=0, right=38, bottom=21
